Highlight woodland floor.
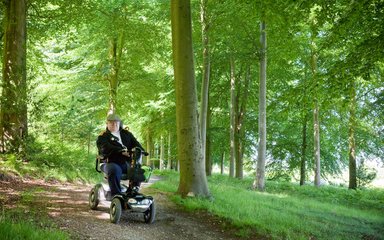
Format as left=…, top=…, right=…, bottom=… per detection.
left=0, top=173, right=248, bottom=240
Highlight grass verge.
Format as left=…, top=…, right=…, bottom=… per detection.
left=0, top=190, right=70, bottom=240
left=150, top=170, right=384, bottom=240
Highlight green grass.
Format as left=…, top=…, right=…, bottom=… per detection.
left=2, top=150, right=383, bottom=240
left=0, top=219, right=69, bottom=240
left=0, top=148, right=101, bottom=183
left=151, top=170, right=384, bottom=240
left=0, top=149, right=99, bottom=240
left=0, top=207, right=70, bottom=240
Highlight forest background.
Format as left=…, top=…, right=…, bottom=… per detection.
left=0, top=0, right=383, bottom=192
left=1, top=0, right=384, bottom=239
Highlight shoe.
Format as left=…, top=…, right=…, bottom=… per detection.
left=132, top=186, right=140, bottom=193
left=105, top=192, right=113, bottom=201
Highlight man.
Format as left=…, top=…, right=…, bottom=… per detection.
left=96, top=113, right=144, bottom=198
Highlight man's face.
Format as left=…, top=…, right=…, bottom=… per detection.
left=107, top=120, right=119, bottom=132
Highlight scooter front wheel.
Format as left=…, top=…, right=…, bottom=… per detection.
left=144, top=201, right=156, bottom=224
left=110, top=198, right=122, bottom=223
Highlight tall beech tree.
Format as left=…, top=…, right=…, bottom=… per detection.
left=199, top=0, right=211, bottom=176
left=229, top=56, right=236, bottom=178
left=254, top=20, right=267, bottom=191
left=107, top=32, right=124, bottom=114
left=309, top=10, right=321, bottom=187
left=348, top=80, right=357, bottom=189
left=235, top=66, right=250, bottom=179
left=171, top=0, right=210, bottom=198
left=0, top=0, right=27, bottom=153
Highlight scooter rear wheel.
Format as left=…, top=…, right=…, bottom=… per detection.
left=89, top=184, right=102, bottom=210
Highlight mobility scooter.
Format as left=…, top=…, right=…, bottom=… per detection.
left=89, top=147, right=155, bottom=224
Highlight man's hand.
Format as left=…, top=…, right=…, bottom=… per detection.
left=121, top=148, right=130, bottom=157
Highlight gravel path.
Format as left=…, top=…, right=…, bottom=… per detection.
left=0, top=174, right=241, bottom=240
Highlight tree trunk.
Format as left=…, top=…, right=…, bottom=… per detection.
left=160, top=134, right=164, bottom=170
left=254, top=21, right=267, bottom=191
left=300, top=74, right=309, bottom=186
left=311, top=25, right=321, bottom=187
left=205, top=105, right=212, bottom=176
left=220, top=152, right=225, bottom=174
left=300, top=111, right=308, bottom=185
left=229, top=57, right=236, bottom=178
left=0, top=0, right=27, bottom=153
left=348, top=80, right=357, bottom=189
left=171, top=0, right=210, bottom=198
left=199, top=0, right=211, bottom=171
left=235, top=66, right=251, bottom=179
left=313, top=100, right=321, bottom=186
left=107, top=32, right=124, bottom=114
left=167, top=131, right=172, bottom=170
left=146, top=129, right=152, bottom=166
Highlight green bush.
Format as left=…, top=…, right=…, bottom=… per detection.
left=357, top=164, right=377, bottom=188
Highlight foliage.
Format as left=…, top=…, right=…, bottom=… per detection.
left=0, top=0, right=382, bottom=188
left=151, top=171, right=384, bottom=240
left=357, top=164, right=378, bottom=188
left=0, top=136, right=100, bottom=183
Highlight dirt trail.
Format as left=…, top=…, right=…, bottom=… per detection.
left=0, top=175, right=241, bottom=240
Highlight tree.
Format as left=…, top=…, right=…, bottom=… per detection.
left=229, top=57, right=236, bottom=178
left=0, top=0, right=27, bottom=153
left=235, top=66, right=250, bottom=179
left=171, top=0, right=210, bottom=198
left=107, top=32, right=124, bottom=114
left=254, top=20, right=267, bottom=191
left=348, top=79, right=357, bottom=189
left=199, top=0, right=211, bottom=175
left=309, top=9, right=321, bottom=187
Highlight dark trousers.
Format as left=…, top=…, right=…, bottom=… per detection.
left=101, top=162, right=128, bottom=195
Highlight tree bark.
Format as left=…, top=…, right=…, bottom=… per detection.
left=311, top=25, right=321, bottom=187
left=313, top=100, right=321, bottom=186
left=254, top=21, right=267, bottom=191
left=205, top=105, right=212, bottom=176
left=348, top=80, right=357, bottom=189
left=199, top=0, right=210, bottom=172
left=107, top=32, right=124, bottom=114
left=300, top=111, right=308, bottom=185
left=160, top=134, right=164, bottom=170
left=300, top=74, right=309, bottom=186
left=0, top=0, right=27, bottom=153
left=229, top=57, right=236, bottom=178
left=146, top=129, right=152, bottom=166
left=171, top=0, right=210, bottom=198
left=167, top=131, right=172, bottom=170
left=220, top=152, right=224, bottom=175
left=235, top=66, right=251, bottom=179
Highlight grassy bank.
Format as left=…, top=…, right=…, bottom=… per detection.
left=150, top=170, right=384, bottom=240
left=0, top=200, right=70, bottom=240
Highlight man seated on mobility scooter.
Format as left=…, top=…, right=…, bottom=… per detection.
left=90, top=113, right=155, bottom=224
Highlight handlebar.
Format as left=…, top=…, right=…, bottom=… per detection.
left=119, top=147, right=148, bottom=156
left=95, top=147, right=148, bottom=172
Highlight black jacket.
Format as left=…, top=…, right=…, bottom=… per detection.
left=96, top=128, right=143, bottom=165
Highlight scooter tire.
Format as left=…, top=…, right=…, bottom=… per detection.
left=110, top=198, right=122, bottom=224
left=144, top=201, right=156, bottom=224
left=89, top=184, right=102, bottom=210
